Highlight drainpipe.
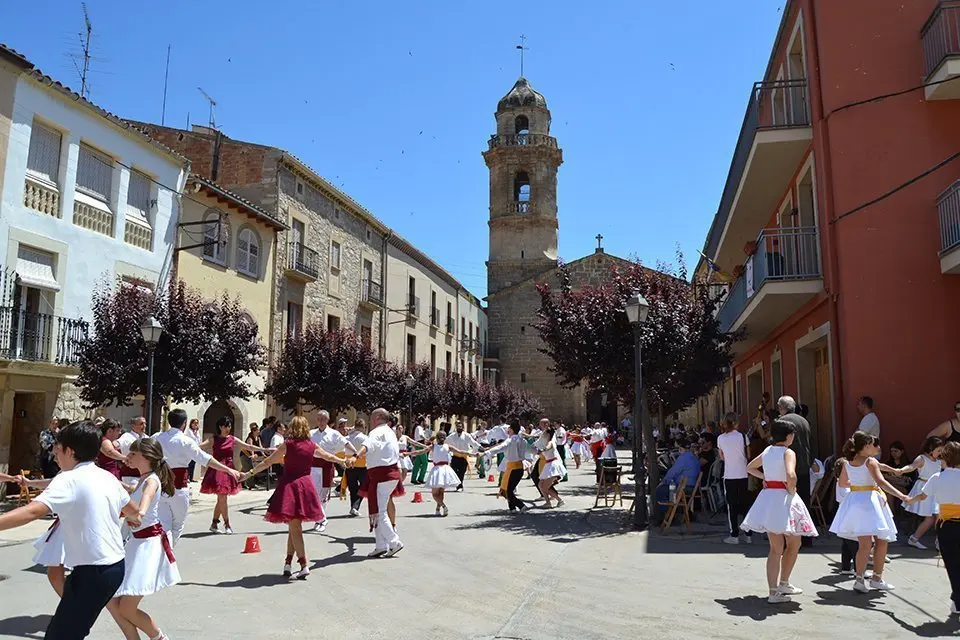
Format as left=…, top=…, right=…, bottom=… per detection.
left=809, top=0, right=846, bottom=445
left=379, top=231, right=391, bottom=358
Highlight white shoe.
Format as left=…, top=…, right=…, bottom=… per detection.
left=441, top=505, right=449, bottom=517
left=722, top=536, right=740, bottom=545
left=223, top=526, right=233, bottom=535
left=282, top=563, right=292, bottom=577
left=951, top=600, right=959, bottom=615
left=386, top=543, right=404, bottom=557
left=367, top=548, right=388, bottom=558
left=908, top=536, right=928, bottom=550
left=209, top=522, right=219, bottom=533
left=778, top=583, right=803, bottom=596
left=869, top=577, right=895, bottom=591
left=853, top=579, right=870, bottom=593
left=349, top=508, right=360, bottom=517
left=292, top=566, right=309, bottom=580
left=767, top=592, right=792, bottom=604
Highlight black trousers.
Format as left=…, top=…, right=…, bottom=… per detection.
left=450, top=456, right=468, bottom=489
left=796, top=473, right=813, bottom=546
left=939, top=521, right=960, bottom=607
left=840, top=538, right=859, bottom=571
left=346, top=467, right=367, bottom=511
left=529, top=459, right=542, bottom=495
left=724, top=478, right=750, bottom=538
left=45, top=560, right=124, bottom=640
left=506, top=468, right=525, bottom=511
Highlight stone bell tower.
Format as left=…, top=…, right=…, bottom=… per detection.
left=483, top=77, right=563, bottom=297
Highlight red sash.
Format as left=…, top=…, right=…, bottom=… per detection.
left=132, top=523, right=176, bottom=563
left=764, top=481, right=787, bottom=489
left=313, top=459, right=335, bottom=488
left=360, top=465, right=400, bottom=516
left=171, top=468, right=189, bottom=489
left=434, top=461, right=449, bottom=466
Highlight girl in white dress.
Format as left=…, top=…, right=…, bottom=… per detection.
left=535, top=427, right=567, bottom=508
left=411, top=431, right=471, bottom=517
left=396, top=424, right=414, bottom=481
left=898, top=436, right=944, bottom=549
left=740, top=420, right=818, bottom=604
left=106, top=437, right=180, bottom=640
left=829, top=431, right=910, bottom=593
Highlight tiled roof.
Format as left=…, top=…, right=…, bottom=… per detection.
left=189, top=175, right=288, bottom=230
left=0, top=43, right=189, bottom=166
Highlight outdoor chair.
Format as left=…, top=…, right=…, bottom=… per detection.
left=704, top=460, right=726, bottom=514
left=657, top=475, right=691, bottom=533
left=811, top=465, right=837, bottom=529
left=18, top=469, right=41, bottom=506
left=686, top=472, right=704, bottom=515
left=593, top=464, right=623, bottom=508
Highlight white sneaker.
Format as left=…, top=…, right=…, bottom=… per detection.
left=767, top=592, right=792, bottom=604
left=778, top=583, right=803, bottom=596
left=292, top=566, right=309, bottom=580
left=282, top=563, right=292, bottom=577
left=223, top=526, right=233, bottom=535
left=441, top=505, right=449, bottom=517
left=367, top=548, right=388, bottom=558
left=722, top=536, right=740, bottom=545
left=853, top=579, right=870, bottom=593
left=556, top=499, right=565, bottom=507
left=209, top=522, right=219, bottom=533
left=349, top=508, right=360, bottom=517
left=386, top=543, right=404, bottom=557
left=869, top=577, right=895, bottom=590
left=908, top=536, right=928, bottom=550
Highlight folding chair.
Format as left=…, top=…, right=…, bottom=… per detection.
left=687, top=472, right=704, bottom=514
left=18, top=470, right=41, bottom=506
left=658, top=476, right=690, bottom=532
left=594, top=464, right=623, bottom=508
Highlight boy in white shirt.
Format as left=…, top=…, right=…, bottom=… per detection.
left=0, top=420, right=140, bottom=639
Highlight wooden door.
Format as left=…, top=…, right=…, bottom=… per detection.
left=814, top=346, right=832, bottom=457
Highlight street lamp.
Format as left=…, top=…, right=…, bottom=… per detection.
left=405, top=373, right=416, bottom=434
left=140, top=316, right=163, bottom=434
left=625, top=293, right=651, bottom=530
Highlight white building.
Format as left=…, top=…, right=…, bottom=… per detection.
left=0, top=44, right=187, bottom=479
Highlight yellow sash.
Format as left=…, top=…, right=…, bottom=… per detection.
left=499, top=461, right=524, bottom=498
left=339, top=454, right=366, bottom=498
left=849, top=485, right=880, bottom=492
left=939, top=503, right=960, bottom=522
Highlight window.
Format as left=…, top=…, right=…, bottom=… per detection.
left=202, top=209, right=227, bottom=264
left=445, top=351, right=452, bottom=375
left=77, top=143, right=113, bottom=201
left=26, top=122, right=61, bottom=184
left=446, top=301, right=453, bottom=331
left=406, top=334, right=416, bottom=365
left=468, top=321, right=473, bottom=346
left=520, top=325, right=525, bottom=334
left=515, top=115, right=529, bottom=134
left=330, top=240, right=341, bottom=271
left=334, top=208, right=342, bottom=221
left=327, top=314, right=340, bottom=332
left=16, top=245, right=59, bottom=292
left=514, top=171, right=530, bottom=202
left=126, top=170, right=152, bottom=225
left=771, top=356, right=783, bottom=401
left=236, top=228, right=261, bottom=277
left=286, top=301, right=302, bottom=338
left=430, top=344, right=437, bottom=375
left=360, top=325, right=372, bottom=350
left=461, top=317, right=465, bottom=338
left=366, top=226, right=372, bottom=242
left=734, top=376, right=742, bottom=414
left=520, top=372, right=527, bottom=383
left=296, top=180, right=304, bottom=197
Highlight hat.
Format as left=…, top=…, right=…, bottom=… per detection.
left=338, top=417, right=348, bottom=423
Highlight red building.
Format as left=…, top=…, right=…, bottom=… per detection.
left=696, top=0, right=960, bottom=458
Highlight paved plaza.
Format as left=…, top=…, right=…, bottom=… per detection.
left=0, top=453, right=957, bottom=639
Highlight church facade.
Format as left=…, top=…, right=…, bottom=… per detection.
left=483, top=78, right=630, bottom=426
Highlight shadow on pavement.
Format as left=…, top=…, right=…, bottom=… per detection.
left=878, top=609, right=960, bottom=637
left=451, top=508, right=622, bottom=541
left=647, top=535, right=772, bottom=557
left=181, top=573, right=294, bottom=589
left=0, top=613, right=52, bottom=637
left=812, top=589, right=887, bottom=610
left=714, top=596, right=801, bottom=619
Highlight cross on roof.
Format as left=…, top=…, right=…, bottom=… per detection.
left=596, top=233, right=604, bottom=250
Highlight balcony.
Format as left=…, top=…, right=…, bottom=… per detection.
left=406, top=295, right=420, bottom=318
left=430, top=306, right=440, bottom=327
left=484, top=346, right=500, bottom=362
left=706, top=79, right=813, bottom=270
left=446, top=316, right=455, bottom=334
left=717, top=227, right=823, bottom=354
left=360, top=279, right=383, bottom=308
left=286, top=242, right=319, bottom=281
left=124, top=219, right=153, bottom=251
left=73, top=199, right=115, bottom=237
left=487, top=133, right=558, bottom=150
left=922, top=1, right=960, bottom=100
left=938, top=180, right=960, bottom=273
left=23, top=176, right=60, bottom=218
left=0, top=308, right=88, bottom=366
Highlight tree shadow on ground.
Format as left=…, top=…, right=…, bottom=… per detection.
left=180, top=573, right=294, bottom=590
left=877, top=610, right=960, bottom=638
left=450, top=507, right=623, bottom=541
left=714, top=595, right=801, bottom=620
left=646, top=534, right=771, bottom=557
left=0, top=613, right=51, bottom=638
left=812, top=589, right=959, bottom=637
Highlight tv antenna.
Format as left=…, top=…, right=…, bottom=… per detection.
left=70, top=3, right=93, bottom=98
left=197, top=87, right=217, bottom=129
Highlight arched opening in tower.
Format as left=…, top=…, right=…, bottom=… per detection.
left=514, top=171, right=530, bottom=210
left=515, top=115, right=529, bottom=143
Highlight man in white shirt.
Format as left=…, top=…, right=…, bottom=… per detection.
left=116, top=416, right=147, bottom=486
left=309, top=410, right=357, bottom=531
left=0, top=420, right=140, bottom=638
left=349, top=407, right=403, bottom=557
left=411, top=418, right=429, bottom=485
left=483, top=424, right=528, bottom=512
left=447, top=422, right=480, bottom=491
left=857, top=396, right=880, bottom=438
left=157, top=408, right=240, bottom=546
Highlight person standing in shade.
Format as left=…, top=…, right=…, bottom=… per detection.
left=411, top=417, right=429, bottom=485
left=344, top=419, right=369, bottom=516
left=259, top=417, right=278, bottom=455
left=116, top=417, right=147, bottom=488
left=857, top=396, right=880, bottom=439
left=0, top=421, right=142, bottom=639
left=185, top=418, right=202, bottom=482
left=39, top=417, right=61, bottom=479
left=349, top=408, right=404, bottom=558
left=777, top=395, right=814, bottom=547
left=717, top=412, right=750, bottom=544
left=446, top=421, right=480, bottom=491
left=482, top=421, right=529, bottom=513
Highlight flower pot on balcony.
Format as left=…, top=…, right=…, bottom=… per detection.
left=743, top=241, right=758, bottom=257
left=732, top=264, right=745, bottom=279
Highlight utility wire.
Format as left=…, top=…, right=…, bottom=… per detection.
left=826, top=76, right=960, bottom=119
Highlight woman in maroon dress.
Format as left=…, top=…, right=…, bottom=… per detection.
left=200, top=416, right=271, bottom=534
left=240, top=415, right=342, bottom=580
left=95, top=419, right=124, bottom=479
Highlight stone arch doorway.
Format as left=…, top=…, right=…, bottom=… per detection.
left=202, top=399, right=242, bottom=436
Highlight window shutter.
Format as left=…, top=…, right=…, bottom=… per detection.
left=77, top=144, right=113, bottom=200
left=26, top=124, right=61, bottom=183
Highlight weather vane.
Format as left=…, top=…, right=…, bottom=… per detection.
left=516, top=35, right=528, bottom=77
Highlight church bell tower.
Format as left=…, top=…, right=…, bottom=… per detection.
left=483, top=77, right=563, bottom=296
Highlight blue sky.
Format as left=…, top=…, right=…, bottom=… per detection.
left=2, top=1, right=784, bottom=298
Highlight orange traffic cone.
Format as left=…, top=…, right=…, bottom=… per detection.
left=242, top=535, right=261, bottom=554
left=412, top=491, right=424, bottom=503
left=487, top=474, right=495, bottom=483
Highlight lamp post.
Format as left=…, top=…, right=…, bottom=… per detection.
left=140, top=316, right=164, bottom=435
left=405, top=373, right=415, bottom=433
left=625, top=293, right=650, bottom=530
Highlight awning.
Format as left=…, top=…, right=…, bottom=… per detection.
left=16, top=246, right=60, bottom=292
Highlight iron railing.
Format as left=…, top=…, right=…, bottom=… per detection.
left=288, top=242, right=319, bottom=279
left=446, top=316, right=456, bottom=333
left=362, top=279, right=383, bottom=306
left=922, top=1, right=960, bottom=78
left=430, top=306, right=440, bottom=327
left=511, top=201, right=533, bottom=215
left=705, top=79, right=810, bottom=258
left=939, top=180, right=960, bottom=252
left=0, top=308, right=88, bottom=365
left=716, top=227, right=821, bottom=333
left=488, top=133, right=558, bottom=150
left=407, top=295, right=420, bottom=317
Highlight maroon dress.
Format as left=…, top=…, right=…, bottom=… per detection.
left=265, top=438, right=324, bottom=524
left=96, top=437, right=121, bottom=479
left=200, top=435, right=240, bottom=496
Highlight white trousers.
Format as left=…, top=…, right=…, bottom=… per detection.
left=310, top=468, right=331, bottom=515
left=159, top=487, right=190, bottom=547
left=372, top=479, right=402, bottom=552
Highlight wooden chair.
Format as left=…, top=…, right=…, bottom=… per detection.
left=687, top=472, right=704, bottom=514
left=18, top=470, right=41, bottom=506
left=594, top=464, right=623, bottom=508
left=657, top=476, right=690, bottom=532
